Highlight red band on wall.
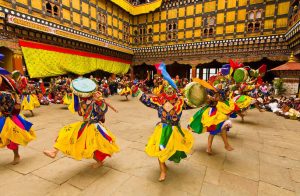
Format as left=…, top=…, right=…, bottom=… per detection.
left=19, top=40, right=132, bottom=64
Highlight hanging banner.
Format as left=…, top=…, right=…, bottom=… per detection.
left=19, top=40, right=131, bottom=78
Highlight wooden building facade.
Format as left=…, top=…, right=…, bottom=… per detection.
left=0, top=0, right=299, bottom=79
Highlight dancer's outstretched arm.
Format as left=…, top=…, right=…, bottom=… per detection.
left=138, top=93, right=161, bottom=110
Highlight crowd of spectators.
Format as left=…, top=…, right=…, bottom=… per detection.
left=28, top=74, right=300, bottom=121
left=262, top=95, right=300, bottom=120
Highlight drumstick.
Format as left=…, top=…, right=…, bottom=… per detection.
left=103, top=99, right=118, bottom=113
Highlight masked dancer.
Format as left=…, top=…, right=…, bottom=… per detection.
left=0, top=65, right=35, bottom=165
left=44, top=78, right=119, bottom=168
left=139, top=63, right=196, bottom=182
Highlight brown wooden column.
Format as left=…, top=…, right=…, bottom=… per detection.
left=191, top=64, right=197, bottom=79
left=12, top=53, right=24, bottom=75
left=111, top=74, right=116, bottom=80
left=130, top=65, right=135, bottom=80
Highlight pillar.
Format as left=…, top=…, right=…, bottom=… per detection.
left=191, top=64, right=197, bottom=79
left=111, top=73, right=116, bottom=80
left=130, top=65, right=135, bottom=80
left=12, top=53, right=24, bottom=75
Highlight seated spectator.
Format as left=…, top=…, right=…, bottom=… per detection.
left=265, top=99, right=280, bottom=113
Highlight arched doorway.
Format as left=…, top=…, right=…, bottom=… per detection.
left=166, top=62, right=191, bottom=79
left=133, top=63, right=157, bottom=80
left=0, top=47, right=14, bottom=72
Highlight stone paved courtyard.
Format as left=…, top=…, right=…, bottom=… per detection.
left=0, top=95, right=299, bottom=196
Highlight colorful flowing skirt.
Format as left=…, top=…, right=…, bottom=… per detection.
left=119, top=87, right=132, bottom=96
left=131, top=86, right=143, bottom=97
left=63, top=94, right=72, bottom=105
left=216, top=99, right=236, bottom=115
left=32, top=94, right=41, bottom=108
left=21, top=95, right=36, bottom=111
left=131, top=85, right=139, bottom=97
left=145, top=123, right=194, bottom=163
left=189, top=105, right=229, bottom=135
left=233, top=95, right=253, bottom=109
left=0, top=115, right=36, bottom=149
left=54, top=121, right=119, bottom=161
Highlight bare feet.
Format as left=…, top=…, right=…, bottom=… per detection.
left=158, top=161, right=167, bottom=182
left=43, top=150, right=57, bottom=158
left=241, top=117, right=244, bottom=122
left=30, top=110, right=34, bottom=117
left=206, top=148, right=213, bottom=155
left=158, top=171, right=166, bottom=182
left=92, top=161, right=103, bottom=169
left=11, top=156, right=20, bottom=165
left=225, top=145, right=234, bottom=151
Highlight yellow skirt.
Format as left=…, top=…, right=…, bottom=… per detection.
left=0, top=115, right=36, bottom=148
left=63, top=94, right=72, bottom=105
left=145, top=123, right=194, bottom=163
left=119, top=87, right=132, bottom=96
left=234, top=95, right=253, bottom=109
left=54, top=121, right=120, bottom=160
left=216, top=99, right=236, bottom=115
left=21, top=95, right=36, bottom=111
left=201, top=107, right=228, bottom=128
left=32, top=94, right=40, bottom=108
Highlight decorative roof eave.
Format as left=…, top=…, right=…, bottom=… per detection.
left=110, top=0, right=163, bottom=15
left=272, top=70, right=300, bottom=77
left=134, top=35, right=286, bottom=54
left=271, top=53, right=300, bottom=75
left=271, top=62, right=300, bottom=71
left=285, top=19, right=300, bottom=40
left=132, top=55, right=289, bottom=66
left=0, top=6, right=133, bottom=54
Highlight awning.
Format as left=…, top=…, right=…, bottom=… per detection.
left=271, top=62, right=300, bottom=71
left=19, top=40, right=131, bottom=78
left=110, top=0, right=163, bottom=15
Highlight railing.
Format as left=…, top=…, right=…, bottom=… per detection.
left=289, top=11, right=300, bottom=28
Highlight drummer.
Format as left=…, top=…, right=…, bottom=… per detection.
left=43, top=77, right=119, bottom=168
left=118, top=75, right=132, bottom=100
left=231, top=65, right=265, bottom=122
left=0, top=67, right=36, bottom=165
left=11, top=71, right=36, bottom=116
left=189, top=78, right=236, bottom=155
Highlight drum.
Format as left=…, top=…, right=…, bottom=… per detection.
left=0, top=91, right=15, bottom=115
left=184, top=82, right=207, bottom=108
left=233, top=68, right=248, bottom=83
left=0, top=75, right=17, bottom=92
left=70, top=77, right=97, bottom=98
left=249, top=69, right=259, bottom=78
left=12, top=70, right=22, bottom=81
